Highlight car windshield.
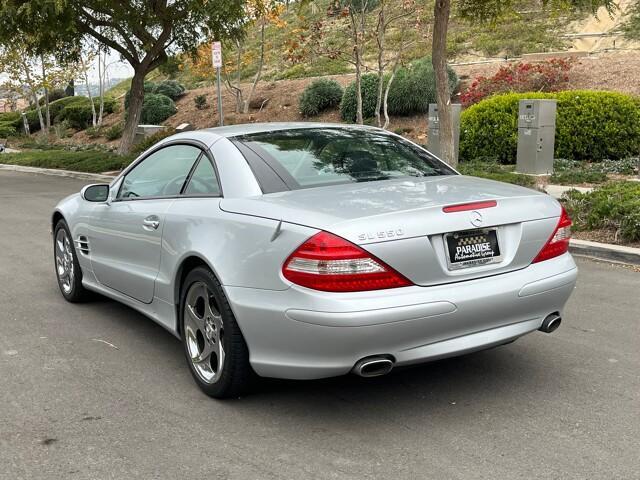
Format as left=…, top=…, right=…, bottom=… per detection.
left=235, top=128, right=456, bottom=189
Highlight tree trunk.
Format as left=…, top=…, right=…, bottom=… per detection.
left=349, top=10, right=364, bottom=125
left=383, top=68, right=396, bottom=130
left=432, top=0, right=456, bottom=167
left=118, top=69, right=146, bottom=155
left=374, top=2, right=385, bottom=128
left=354, top=53, right=363, bottom=124
left=41, top=58, right=51, bottom=130
left=243, top=18, right=265, bottom=114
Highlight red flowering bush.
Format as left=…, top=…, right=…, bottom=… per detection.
left=460, top=58, right=574, bottom=107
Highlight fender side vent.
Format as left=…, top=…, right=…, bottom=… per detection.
left=75, top=236, right=90, bottom=255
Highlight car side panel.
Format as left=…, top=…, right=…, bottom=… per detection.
left=155, top=197, right=318, bottom=314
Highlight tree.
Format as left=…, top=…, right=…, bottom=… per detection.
left=373, top=0, right=416, bottom=128
left=431, top=0, right=618, bottom=167
left=0, top=43, right=47, bottom=134
left=0, top=0, right=245, bottom=153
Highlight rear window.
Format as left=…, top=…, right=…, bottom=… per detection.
left=235, top=128, right=456, bottom=190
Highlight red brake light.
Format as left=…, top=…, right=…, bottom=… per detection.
left=282, top=231, right=412, bottom=292
left=533, top=206, right=572, bottom=263
left=443, top=200, right=497, bottom=213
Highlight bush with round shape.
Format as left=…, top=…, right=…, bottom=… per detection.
left=460, top=91, right=640, bottom=163
left=386, top=57, right=458, bottom=116
left=124, top=81, right=158, bottom=110
left=299, top=78, right=343, bottom=117
left=155, top=80, right=186, bottom=100
left=139, top=93, right=177, bottom=125
left=340, top=74, right=381, bottom=122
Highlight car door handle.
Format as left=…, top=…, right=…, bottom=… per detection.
left=142, top=216, right=160, bottom=231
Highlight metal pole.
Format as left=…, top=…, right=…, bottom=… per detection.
left=216, top=67, right=223, bottom=127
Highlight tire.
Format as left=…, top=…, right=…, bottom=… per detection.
left=180, top=266, right=256, bottom=398
left=53, top=219, right=91, bottom=303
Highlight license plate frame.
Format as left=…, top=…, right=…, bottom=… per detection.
left=444, top=228, right=503, bottom=270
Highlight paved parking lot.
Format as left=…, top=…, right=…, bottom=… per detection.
left=1, top=169, right=638, bottom=479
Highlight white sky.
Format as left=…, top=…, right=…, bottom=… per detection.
left=0, top=49, right=134, bottom=87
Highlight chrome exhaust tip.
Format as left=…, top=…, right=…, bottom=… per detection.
left=539, top=313, right=562, bottom=333
left=353, top=357, right=394, bottom=378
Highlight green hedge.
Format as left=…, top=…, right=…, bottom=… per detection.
left=57, top=97, right=117, bottom=130
left=0, top=149, right=134, bottom=173
left=460, top=91, right=640, bottom=163
left=299, top=78, right=343, bottom=117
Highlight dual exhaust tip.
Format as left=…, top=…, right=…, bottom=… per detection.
left=353, top=313, right=562, bottom=377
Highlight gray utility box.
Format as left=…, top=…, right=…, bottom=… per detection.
left=516, top=99, right=557, bottom=175
left=427, top=103, right=461, bottom=163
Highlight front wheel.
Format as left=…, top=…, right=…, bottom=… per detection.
left=180, top=267, right=255, bottom=398
left=53, top=220, right=91, bottom=302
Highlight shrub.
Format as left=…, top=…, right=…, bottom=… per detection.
left=0, top=122, right=16, bottom=137
left=340, top=58, right=458, bottom=121
left=130, top=127, right=177, bottom=156
left=460, top=91, right=640, bottom=163
left=48, top=96, right=88, bottom=120
left=461, top=59, right=573, bottom=107
left=0, top=149, right=134, bottom=173
left=139, top=93, right=177, bottom=124
left=105, top=122, right=124, bottom=140
left=299, top=78, right=343, bottom=117
left=457, top=160, right=536, bottom=188
left=0, top=111, right=21, bottom=124
left=61, top=104, right=94, bottom=129
left=124, top=81, right=158, bottom=110
left=562, top=182, right=640, bottom=242
left=154, top=80, right=186, bottom=100
left=194, top=94, right=209, bottom=110
left=386, top=57, right=458, bottom=116
left=85, top=126, right=102, bottom=138
left=340, top=74, right=381, bottom=122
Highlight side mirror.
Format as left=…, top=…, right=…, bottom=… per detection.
left=81, top=184, right=110, bottom=203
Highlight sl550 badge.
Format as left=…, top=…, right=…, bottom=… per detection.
left=358, top=229, right=404, bottom=241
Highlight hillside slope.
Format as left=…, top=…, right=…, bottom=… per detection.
left=80, top=50, right=640, bottom=148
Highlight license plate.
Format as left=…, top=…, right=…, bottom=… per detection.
left=445, top=228, right=502, bottom=270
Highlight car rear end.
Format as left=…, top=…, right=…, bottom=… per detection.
left=219, top=126, right=578, bottom=380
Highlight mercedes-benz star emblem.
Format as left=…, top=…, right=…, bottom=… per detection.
left=470, top=210, right=484, bottom=227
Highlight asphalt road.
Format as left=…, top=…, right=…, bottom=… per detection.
left=1, top=169, right=639, bottom=480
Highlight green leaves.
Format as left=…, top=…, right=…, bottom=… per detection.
left=460, top=91, right=640, bottom=163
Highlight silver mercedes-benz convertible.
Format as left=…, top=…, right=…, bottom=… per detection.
left=52, top=123, right=577, bottom=398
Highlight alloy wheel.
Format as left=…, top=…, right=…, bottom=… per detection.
left=184, top=281, right=226, bottom=384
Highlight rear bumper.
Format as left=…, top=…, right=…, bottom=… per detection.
left=225, top=253, right=578, bottom=380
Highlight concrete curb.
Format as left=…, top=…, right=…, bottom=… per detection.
left=0, top=164, right=115, bottom=182
left=570, top=239, right=640, bottom=266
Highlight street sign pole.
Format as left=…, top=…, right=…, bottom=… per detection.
left=212, top=41, right=224, bottom=126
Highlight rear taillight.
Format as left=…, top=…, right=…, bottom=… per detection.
left=533, top=206, right=572, bottom=263
left=282, top=231, right=412, bottom=292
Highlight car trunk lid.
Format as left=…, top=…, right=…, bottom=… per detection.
left=220, top=176, right=562, bottom=286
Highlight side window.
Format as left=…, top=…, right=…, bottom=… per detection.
left=118, top=144, right=202, bottom=199
left=183, top=157, right=221, bottom=196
